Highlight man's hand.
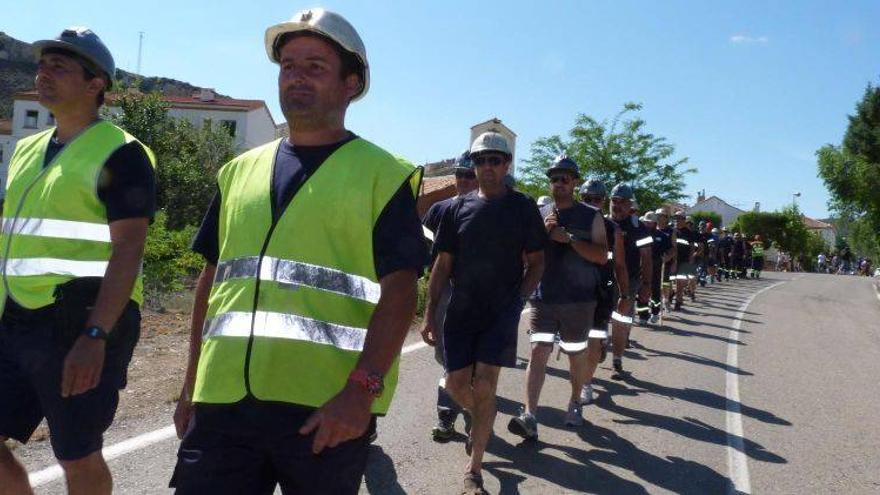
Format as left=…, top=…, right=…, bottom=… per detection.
left=544, top=211, right=558, bottom=232
left=173, top=394, right=195, bottom=439
left=299, top=382, right=373, bottom=454
left=61, top=335, right=106, bottom=397
left=548, top=227, right=570, bottom=244
left=421, top=320, right=437, bottom=346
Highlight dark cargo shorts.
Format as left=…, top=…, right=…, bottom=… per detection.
left=0, top=300, right=140, bottom=461
left=443, top=295, right=525, bottom=372
left=528, top=300, right=597, bottom=353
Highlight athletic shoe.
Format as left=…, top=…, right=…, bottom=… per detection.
left=648, top=314, right=660, bottom=325
left=507, top=408, right=538, bottom=440
left=368, top=430, right=378, bottom=444
left=564, top=401, right=584, bottom=427
left=580, top=383, right=594, bottom=405
left=613, top=357, right=624, bottom=375
left=431, top=419, right=455, bottom=443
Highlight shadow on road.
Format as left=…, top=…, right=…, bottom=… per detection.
left=635, top=344, right=754, bottom=376
left=364, top=446, right=406, bottom=495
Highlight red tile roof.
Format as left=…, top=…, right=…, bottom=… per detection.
left=13, top=91, right=266, bottom=112
left=803, top=216, right=834, bottom=230
left=0, top=119, right=11, bottom=135
left=421, top=175, right=456, bottom=195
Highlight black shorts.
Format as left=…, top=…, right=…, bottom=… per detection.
left=170, top=399, right=376, bottom=495
left=442, top=295, right=524, bottom=372
left=0, top=300, right=140, bottom=461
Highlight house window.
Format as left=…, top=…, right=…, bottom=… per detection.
left=24, top=110, right=39, bottom=129
left=47, top=113, right=55, bottom=125
left=220, top=120, right=237, bottom=137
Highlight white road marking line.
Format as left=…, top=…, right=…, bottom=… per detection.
left=28, top=337, right=432, bottom=488
left=725, top=281, right=785, bottom=495
left=874, top=283, right=880, bottom=304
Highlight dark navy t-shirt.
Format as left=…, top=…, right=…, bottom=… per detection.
left=534, top=202, right=601, bottom=304
left=650, top=228, right=672, bottom=263
left=191, top=135, right=427, bottom=279
left=43, top=136, right=157, bottom=222
left=422, top=196, right=456, bottom=258
left=612, top=215, right=651, bottom=278
left=434, top=189, right=546, bottom=310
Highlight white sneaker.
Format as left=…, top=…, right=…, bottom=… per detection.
left=579, top=383, right=594, bottom=405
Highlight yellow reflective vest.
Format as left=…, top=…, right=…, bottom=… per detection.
left=0, top=121, right=156, bottom=315
left=192, top=137, right=421, bottom=414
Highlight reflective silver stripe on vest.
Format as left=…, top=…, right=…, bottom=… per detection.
left=676, top=238, right=691, bottom=246
left=588, top=329, right=608, bottom=339
left=636, top=236, right=653, bottom=247
left=215, top=256, right=381, bottom=304
left=203, top=310, right=366, bottom=352
left=607, top=251, right=614, bottom=260
left=3, top=258, right=108, bottom=277
left=2, top=218, right=111, bottom=243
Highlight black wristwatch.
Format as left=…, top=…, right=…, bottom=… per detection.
left=82, top=326, right=109, bottom=341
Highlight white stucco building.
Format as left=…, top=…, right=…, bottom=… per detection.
left=0, top=89, right=277, bottom=196
left=685, top=195, right=747, bottom=228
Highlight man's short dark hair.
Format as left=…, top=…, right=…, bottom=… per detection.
left=275, top=31, right=364, bottom=91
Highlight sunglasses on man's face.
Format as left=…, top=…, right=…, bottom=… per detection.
left=549, top=175, right=572, bottom=184
left=472, top=155, right=506, bottom=167
left=582, top=195, right=604, bottom=203
left=455, top=171, right=476, bottom=179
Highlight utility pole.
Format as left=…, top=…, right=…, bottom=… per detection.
left=136, top=31, right=144, bottom=74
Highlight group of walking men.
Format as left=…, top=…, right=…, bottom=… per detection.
left=0, top=8, right=776, bottom=495
left=420, top=144, right=771, bottom=493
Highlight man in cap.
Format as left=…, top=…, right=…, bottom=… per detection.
left=0, top=28, right=156, bottom=495
left=640, top=212, right=673, bottom=325
left=750, top=235, right=765, bottom=278
left=730, top=232, right=746, bottom=279
left=671, top=211, right=697, bottom=309
left=507, top=157, right=607, bottom=440
left=655, top=208, right=677, bottom=306
left=718, top=227, right=733, bottom=280
left=170, top=9, right=426, bottom=493
left=607, top=184, right=652, bottom=376
left=579, top=179, right=628, bottom=403
left=423, top=131, right=545, bottom=492
left=420, top=151, right=477, bottom=442
left=707, top=227, right=721, bottom=283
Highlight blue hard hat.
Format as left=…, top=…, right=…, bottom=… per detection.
left=455, top=150, right=472, bottom=171
left=546, top=155, right=580, bottom=178
left=610, top=183, right=635, bottom=200
left=34, top=27, right=115, bottom=88
left=579, top=178, right=607, bottom=197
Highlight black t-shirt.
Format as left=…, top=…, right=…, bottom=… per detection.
left=423, top=196, right=455, bottom=259
left=718, top=236, right=733, bottom=258
left=676, top=227, right=696, bottom=261
left=611, top=215, right=650, bottom=279
left=191, top=136, right=427, bottom=279
left=434, top=190, right=546, bottom=310
left=535, top=202, right=601, bottom=304
left=44, top=136, right=157, bottom=222
left=650, top=227, right=672, bottom=263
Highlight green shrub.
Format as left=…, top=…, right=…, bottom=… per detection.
left=143, top=210, right=203, bottom=308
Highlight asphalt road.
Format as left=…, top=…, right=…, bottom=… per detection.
left=19, top=272, right=880, bottom=494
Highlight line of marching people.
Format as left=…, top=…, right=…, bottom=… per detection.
left=420, top=146, right=769, bottom=493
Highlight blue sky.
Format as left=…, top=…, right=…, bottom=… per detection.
left=8, top=0, right=879, bottom=218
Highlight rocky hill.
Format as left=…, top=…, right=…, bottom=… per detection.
left=0, top=31, right=225, bottom=118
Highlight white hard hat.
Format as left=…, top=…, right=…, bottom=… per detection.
left=470, top=131, right=512, bottom=156
left=641, top=211, right=658, bottom=223
left=537, top=196, right=552, bottom=207
left=265, top=8, right=369, bottom=101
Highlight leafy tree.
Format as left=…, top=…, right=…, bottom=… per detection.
left=519, top=102, right=695, bottom=212
left=817, top=82, right=880, bottom=260
left=108, top=90, right=236, bottom=229
left=730, top=206, right=814, bottom=256
left=688, top=211, right=722, bottom=228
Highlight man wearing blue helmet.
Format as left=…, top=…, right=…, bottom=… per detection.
left=607, top=184, right=652, bottom=377
left=420, top=150, right=477, bottom=442
left=508, top=157, right=607, bottom=439
left=579, top=180, right=628, bottom=399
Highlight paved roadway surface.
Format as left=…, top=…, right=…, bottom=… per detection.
left=17, top=272, right=880, bottom=494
